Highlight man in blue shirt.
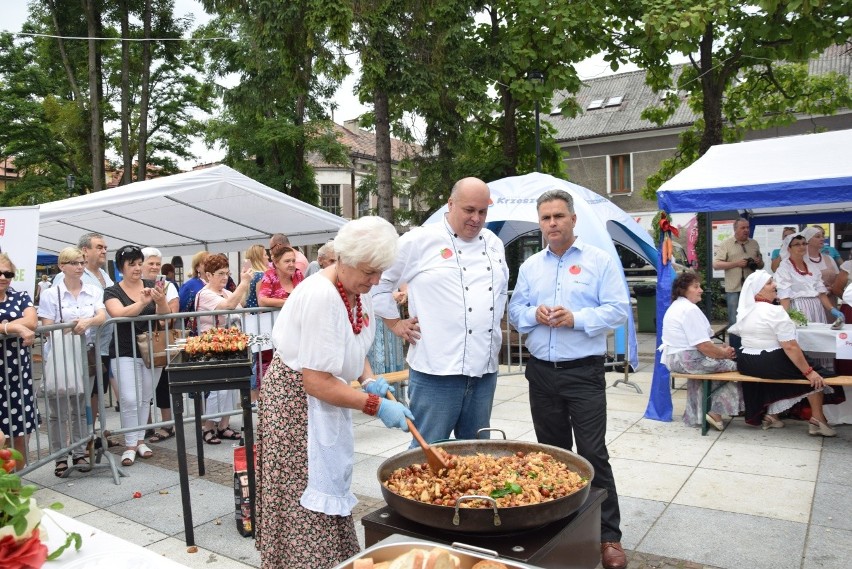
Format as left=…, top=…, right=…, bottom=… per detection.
left=509, top=189, right=629, bottom=569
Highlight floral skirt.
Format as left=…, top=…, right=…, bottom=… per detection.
left=667, top=349, right=743, bottom=426
left=255, top=355, right=358, bottom=569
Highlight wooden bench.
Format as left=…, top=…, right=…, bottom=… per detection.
left=670, top=371, right=852, bottom=435
left=350, top=369, right=410, bottom=404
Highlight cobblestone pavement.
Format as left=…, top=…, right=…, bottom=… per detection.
left=111, top=444, right=723, bottom=569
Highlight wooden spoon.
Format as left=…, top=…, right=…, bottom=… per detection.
left=386, top=391, right=450, bottom=474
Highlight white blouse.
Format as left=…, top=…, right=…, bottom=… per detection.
left=660, top=297, right=712, bottom=358
left=271, top=275, right=377, bottom=517
left=774, top=258, right=827, bottom=300
left=730, top=302, right=797, bottom=355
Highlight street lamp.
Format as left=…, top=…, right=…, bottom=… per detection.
left=66, top=174, right=75, bottom=197
left=529, top=71, right=545, bottom=172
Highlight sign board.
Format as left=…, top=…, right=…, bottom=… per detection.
left=0, top=206, right=40, bottom=298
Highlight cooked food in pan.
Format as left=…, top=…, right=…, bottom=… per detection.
left=383, top=450, right=588, bottom=508
left=352, top=546, right=509, bottom=569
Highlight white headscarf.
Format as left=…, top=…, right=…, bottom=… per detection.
left=734, top=270, right=773, bottom=325
left=779, top=227, right=818, bottom=261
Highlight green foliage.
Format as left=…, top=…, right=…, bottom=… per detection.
left=615, top=0, right=852, bottom=196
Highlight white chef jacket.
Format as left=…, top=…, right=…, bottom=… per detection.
left=372, top=216, right=509, bottom=377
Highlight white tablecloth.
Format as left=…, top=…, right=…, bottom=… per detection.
left=42, top=511, right=189, bottom=568
left=797, top=323, right=852, bottom=425
left=796, top=322, right=848, bottom=356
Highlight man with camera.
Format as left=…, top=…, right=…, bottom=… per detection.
left=713, top=217, right=763, bottom=349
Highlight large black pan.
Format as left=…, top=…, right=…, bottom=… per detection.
left=377, top=439, right=594, bottom=534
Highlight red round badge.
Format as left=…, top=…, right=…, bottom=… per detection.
left=363, top=313, right=370, bottom=327
left=569, top=265, right=581, bottom=275
left=840, top=332, right=848, bottom=340
left=440, top=248, right=453, bottom=259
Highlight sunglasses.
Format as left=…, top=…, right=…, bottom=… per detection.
left=62, top=261, right=86, bottom=267
left=0, top=271, right=15, bottom=279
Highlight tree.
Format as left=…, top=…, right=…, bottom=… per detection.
left=199, top=0, right=353, bottom=203
left=609, top=0, right=852, bottom=195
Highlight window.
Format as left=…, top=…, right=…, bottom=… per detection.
left=609, top=155, right=631, bottom=194
left=399, top=194, right=410, bottom=211
left=358, top=193, right=371, bottom=217
left=587, top=99, right=604, bottom=110
left=320, top=184, right=341, bottom=215
left=604, top=95, right=624, bottom=107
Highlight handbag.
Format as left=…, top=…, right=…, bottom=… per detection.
left=53, top=287, right=97, bottom=382
left=136, top=327, right=181, bottom=368
left=43, top=329, right=87, bottom=396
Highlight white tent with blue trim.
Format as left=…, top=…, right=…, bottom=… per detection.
left=646, top=129, right=852, bottom=421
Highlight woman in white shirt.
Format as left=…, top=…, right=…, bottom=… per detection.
left=731, top=271, right=842, bottom=436
left=775, top=230, right=842, bottom=324
left=255, top=217, right=413, bottom=569
left=661, top=272, right=741, bottom=430
left=37, top=247, right=106, bottom=476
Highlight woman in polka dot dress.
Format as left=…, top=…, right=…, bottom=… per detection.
left=0, top=253, right=38, bottom=468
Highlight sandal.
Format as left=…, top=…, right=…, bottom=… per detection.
left=136, top=443, right=153, bottom=458
left=73, top=456, right=92, bottom=473
left=54, top=460, right=69, bottom=477
left=217, top=427, right=241, bottom=440
left=148, top=427, right=176, bottom=443
left=121, top=449, right=136, bottom=466
left=202, top=429, right=221, bottom=445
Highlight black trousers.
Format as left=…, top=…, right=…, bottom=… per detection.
left=526, top=356, right=621, bottom=542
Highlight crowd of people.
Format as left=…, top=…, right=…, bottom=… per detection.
left=663, top=222, right=850, bottom=435
left=4, top=193, right=851, bottom=569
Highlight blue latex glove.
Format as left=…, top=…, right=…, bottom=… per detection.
left=363, top=376, right=395, bottom=397
left=831, top=308, right=844, bottom=321
left=376, top=399, right=413, bottom=432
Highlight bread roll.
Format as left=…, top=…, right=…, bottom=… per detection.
left=470, top=560, right=509, bottom=569
left=424, top=547, right=454, bottom=569
left=387, top=548, right=426, bottom=569
left=353, top=559, right=374, bottom=569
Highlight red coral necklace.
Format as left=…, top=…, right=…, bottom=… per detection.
left=789, top=259, right=811, bottom=276
left=336, top=280, right=363, bottom=334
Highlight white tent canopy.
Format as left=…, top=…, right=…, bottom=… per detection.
left=38, top=165, right=346, bottom=256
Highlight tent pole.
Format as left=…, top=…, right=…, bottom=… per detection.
left=704, top=213, right=713, bottom=318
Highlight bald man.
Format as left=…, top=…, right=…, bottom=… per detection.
left=372, top=177, right=509, bottom=446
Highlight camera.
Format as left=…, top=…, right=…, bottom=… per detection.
left=746, top=258, right=759, bottom=271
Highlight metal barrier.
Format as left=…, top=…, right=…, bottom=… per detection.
left=3, top=306, right=278, bottom=483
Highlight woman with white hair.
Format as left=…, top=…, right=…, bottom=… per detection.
left=731, top=270, right=843, bottom=436
left=256, top=216, right=414, bottom=569
left=140, top=247, right=180, bottom=443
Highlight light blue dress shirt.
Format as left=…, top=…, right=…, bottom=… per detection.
left=509, top=238, right=629, bottom=362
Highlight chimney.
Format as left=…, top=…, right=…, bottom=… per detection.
left=343, top=119, right=360, bottom=132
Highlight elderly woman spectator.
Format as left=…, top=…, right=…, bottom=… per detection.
left=38, top=247, right=107, bottom=476
left=104, top=245, right=172, bottom=465
left=140, top=247, right=181, bottom=443
left=304, top=240, right=336, bottom=278
left=178, top=250, right=209, bottom=313
left=195, top=254, right=253, bottom=444
left=660, top=273, right=743, bottom=430
left=256, top=217, right=413, bottom=569
left=804, top=225, right=839, bottom=295
left=0, top=253, right=37, bottom=468
left=731, top=271, right=843, bottom=436
left=258, top=245, right=303, bottom=308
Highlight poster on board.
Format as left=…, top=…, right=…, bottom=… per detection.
left=0, top=206, right=40, bottom=298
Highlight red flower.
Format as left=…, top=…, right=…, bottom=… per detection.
left=0, top=530, right=49, bottom=569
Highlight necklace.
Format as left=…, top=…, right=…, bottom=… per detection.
left=755, top=297, right=775, bottom=304
left=808, top=253, right=822, bottom=263
left=789, top=259, right=811, bottom=276
left=336, top=280, right=363, bottom=334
